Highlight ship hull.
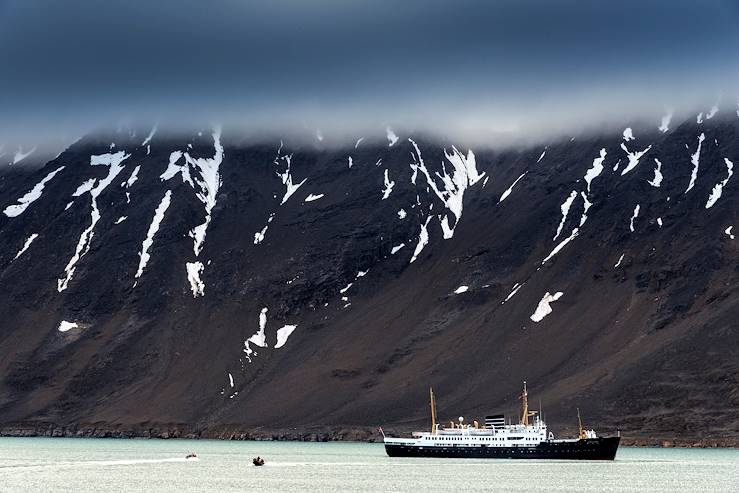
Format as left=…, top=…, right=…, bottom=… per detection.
left=384, top=436, right=620, bottom=460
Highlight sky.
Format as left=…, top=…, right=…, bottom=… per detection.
left=1, top=0, right=738, bottom=148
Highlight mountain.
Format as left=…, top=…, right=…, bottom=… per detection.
left=0, top=111, right=737, bottom=444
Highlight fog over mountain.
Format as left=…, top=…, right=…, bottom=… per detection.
left=1, top=0, right=738, bottom=149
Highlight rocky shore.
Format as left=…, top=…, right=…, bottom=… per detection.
left=1, top=422, right=736, bottom=448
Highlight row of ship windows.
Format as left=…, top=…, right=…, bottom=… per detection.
left=428, top=437, right=540, bottom=441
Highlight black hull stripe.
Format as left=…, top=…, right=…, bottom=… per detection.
left=385, top=437, right=620, bottom=460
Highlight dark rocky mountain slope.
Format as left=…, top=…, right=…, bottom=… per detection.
left=0, top=112, right=737, bottom=443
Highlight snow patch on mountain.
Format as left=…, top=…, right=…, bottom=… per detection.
left=13, top=233, right=38, bottom=261
left=648, top=159, right=663, bottom=187
left=244, top=307, right=269, bottom=362
left=275, top=325, right=297, bottom=349
left=705, top=158, right=733, bottom=209
left=410, top=216, right=432, bottom=263
left=554, top=191, right=577, bottom=241
left=124, top=165, right=141, bottom=188
left=305, top=193, right=324, bottom=202
left=530, top=292, right=564, bottom=322
left=499, top=172, right=526, bottom=203
left=58, top=152, right=129, bottom=292
left=185, top=261, right=205, bottom=297
left=186, top=128, right=224, bottom=256
left=614, top=253, right=625, bottom=268
left=583, top=149, right=607, bottom=193
left=134, top=190, right=172, bottom=285
left=620, top=142, right=652, bottom=176
left=58, top=321, right=79, bottom=332
left=629, top=205, right=640, bottom=232
left=685, top=133, right=705, bottom=193
left=543, top=228, right=579, bottom=264
left=3, top=166, right=65, bottom=217
left=391, top=243, right=405, bottom=254
left=381, top=169, right=395, bottom=200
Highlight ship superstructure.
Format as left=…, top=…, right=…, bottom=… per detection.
left=382, top=382, right=619, bottom=460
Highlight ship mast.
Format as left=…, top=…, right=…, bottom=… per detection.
left=520, top=381, right=529, bottom=426
left=430, top=387, right=437, bottom=435
left=577, top=407, right=586, bottom=439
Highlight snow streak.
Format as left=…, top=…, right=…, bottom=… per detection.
left=629, top=204, right=640, bottom=232
left=410, top=216, right=432, bottom=263
left=13, top=233, right=38, bottom=261
left=499, top=172, right=526, bottom=203
left=620, top=142, right=652, bottom=176
left=648, top=159, right=663, bottom=187
left=554, top=191, right=577, bottom=241
left=58, top=152, right=129, bottom=292
left=583, top=149, right=606, bottom=193
left=381, top=169, right=395, bottom=200
left=134, top=190, right=172, bottom=284
left=685, top=133, right=705, bottom=193
left=3, top=166, right=65, bottom=217
left=408, top=139, right=485, bottom=239
left=705, top=158, right=733, bottom=209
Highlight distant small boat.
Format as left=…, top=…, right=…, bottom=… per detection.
left=185, top=452, right=198, bottom=460
left=252, top=457, right=265, bottom=466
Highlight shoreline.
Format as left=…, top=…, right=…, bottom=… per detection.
left=1, top=423, right=737, bottom=448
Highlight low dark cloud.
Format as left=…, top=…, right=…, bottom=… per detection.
left=1, top=0, right=738, bottom=148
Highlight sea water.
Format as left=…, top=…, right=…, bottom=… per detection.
left=0, top=438, right=737, bottom=492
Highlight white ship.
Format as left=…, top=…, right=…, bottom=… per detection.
left=382, top=382, right=619, bottom=460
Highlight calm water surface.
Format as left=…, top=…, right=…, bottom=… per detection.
left=0, top=438, right=737, bottom=492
